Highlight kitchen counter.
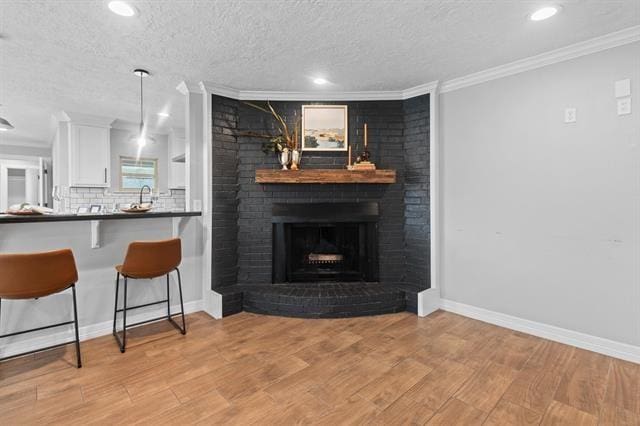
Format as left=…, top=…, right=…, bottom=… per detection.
left=0, top=210, right=201, bottom=224
left=0, top=208, right=204, bottom=359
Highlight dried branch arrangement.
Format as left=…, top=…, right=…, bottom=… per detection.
left=240, top=101, right=301, bottom=154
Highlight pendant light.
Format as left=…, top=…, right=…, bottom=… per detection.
left=0, top=105, right=14, bottom=131
left=131, top=68, right=154, bottom=147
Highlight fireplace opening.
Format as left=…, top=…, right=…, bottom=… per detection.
left=272, top=203, right=379, bottom=283
left=289, top=223, right=360, bottom=282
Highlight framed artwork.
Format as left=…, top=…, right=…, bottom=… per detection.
left=301, top=105, right=348, bottom=151
left=89, top=205, right=102, bottom=213
left=77, top=206, right=89, bottom=214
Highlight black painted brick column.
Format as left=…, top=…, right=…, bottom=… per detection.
left=403, top=94, right=431, bottom=298
left=211, top=95, right=240, bottom=290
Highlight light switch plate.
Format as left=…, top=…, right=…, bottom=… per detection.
left=615, top=79, right=631, bottom=98
left=564, top=108, right=577, bottom=123
left=193, top=199, right=202, bottom=211
left=618, top=97, right=632, bottom=115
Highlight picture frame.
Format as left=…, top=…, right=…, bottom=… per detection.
left=301, top=105, right=348, bottom=151
left=77, top=206, right=89, bottom=214
left=89, top=205, right=102, bottom=213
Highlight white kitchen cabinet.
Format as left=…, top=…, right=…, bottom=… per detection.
left=69, top=124, right=110, bottom=187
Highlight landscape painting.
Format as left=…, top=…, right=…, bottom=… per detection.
left=301, top=105, right=348, bottom=151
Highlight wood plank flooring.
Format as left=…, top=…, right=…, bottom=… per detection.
left=0, top=310, right=638, bottom=425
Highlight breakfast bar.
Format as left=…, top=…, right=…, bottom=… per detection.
left=0, top=211, right=203, bottom=359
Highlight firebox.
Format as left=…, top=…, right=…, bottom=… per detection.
left=272, top=203, right=379, bottom=283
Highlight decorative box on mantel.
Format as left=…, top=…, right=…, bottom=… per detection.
left=255, top=169, right=397, bottom=184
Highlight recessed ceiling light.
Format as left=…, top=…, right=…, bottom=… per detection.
left=157, top=112, right=170, bottom=118
left=313, top=77, right=328, bottom=85
left=108, top=1, right=137, bottom=17
left=530, top=6, right=559, bottom=21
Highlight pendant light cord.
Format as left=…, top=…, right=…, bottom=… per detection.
left=139, top=72, right=144, bottom=132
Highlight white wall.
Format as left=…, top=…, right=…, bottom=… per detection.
left=0, top=144, right=51, bottom=158
left=441, top=42, right=640, bottom=347
left=109, top=128, right=169, bottom=192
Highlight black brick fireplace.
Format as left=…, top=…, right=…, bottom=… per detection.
left=272, top=203, right=379, bottom=283
left=210, top=95, right=431, bottom=317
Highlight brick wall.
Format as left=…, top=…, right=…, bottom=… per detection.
left=211, top=95, right=430, bottom=293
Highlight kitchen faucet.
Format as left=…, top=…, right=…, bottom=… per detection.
left=139, top=185, right=152, bottom=205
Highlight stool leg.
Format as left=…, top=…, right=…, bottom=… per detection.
left=166, top=273, right=171, bottom=320
left=113, top=272, right=120, bottom=335
left=71, top=285, right=82, bottom=368
left=176, top=268, right=186, bottom=335
left=121, top=277, right=128, bottom=353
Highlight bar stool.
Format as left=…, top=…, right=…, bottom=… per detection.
left=0, top=249, right=82, bottom=368
left=112, top=238, right=186, bottom=353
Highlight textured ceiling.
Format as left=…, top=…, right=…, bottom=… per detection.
left=0, top=0, right=638, bottom=145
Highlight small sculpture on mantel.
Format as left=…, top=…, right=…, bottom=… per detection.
left=349, top=123, right=376, bottom=171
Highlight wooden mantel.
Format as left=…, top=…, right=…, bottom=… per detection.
left=255, top=169, right=396, bottom=184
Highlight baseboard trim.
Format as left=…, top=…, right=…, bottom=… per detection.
left=0, top=300, right=203, bottom=359
left=440, top=299, right=640, bottom=364
left=418, top=288, right=441, bottom=317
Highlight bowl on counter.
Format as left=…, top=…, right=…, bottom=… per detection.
left=120, top=203, right=152, bottom=213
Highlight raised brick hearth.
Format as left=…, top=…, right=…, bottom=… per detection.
left=219, top=282, right=406, bottom=319
left=210, top=95, right=430, bottom=317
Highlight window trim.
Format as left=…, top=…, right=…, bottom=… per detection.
left=119, top=156, right=158, bottom=192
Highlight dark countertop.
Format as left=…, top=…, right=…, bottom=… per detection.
left=0, top=211, right=201, bottom=224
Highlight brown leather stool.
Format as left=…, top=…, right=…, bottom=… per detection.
left=112, top=238, right=186, bottom=353
left=0, top=249, right=82, bottom=368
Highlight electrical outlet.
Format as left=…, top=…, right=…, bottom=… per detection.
left=564, top=108, right=576, bottom=123
left=617, top=97, right=632, bottom=115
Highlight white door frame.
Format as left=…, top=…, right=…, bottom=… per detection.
left=417, top=83, right=442, bottom=316
left=0, top=159, right=41, bottom=210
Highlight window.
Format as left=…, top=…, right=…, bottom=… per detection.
left=119, top=156, right=157, bottom=191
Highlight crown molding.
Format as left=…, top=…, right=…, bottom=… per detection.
left=176, top=81, right=203, bottom=95
left=56, top=111, right=114, bottom=128
left=238, top=90, right=402, bottom=101
left=402, top=81, right=440, bottom=100
left=198, top=80, right=438, bottom=101
left=199, top=81, right=240, bottom=99
left=441, top=25, right=640, bottom=93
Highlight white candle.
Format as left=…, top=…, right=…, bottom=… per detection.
left=364, top=123, right=368, bottom=149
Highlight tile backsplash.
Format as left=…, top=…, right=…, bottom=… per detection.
left=66, top=187, right=186, bottom=212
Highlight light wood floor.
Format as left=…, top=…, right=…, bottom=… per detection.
left=0, top=310, right=638, bottom=425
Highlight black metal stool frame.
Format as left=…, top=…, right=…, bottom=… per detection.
left=0, top=284, right=82, bottom=368
left=112, top=268, right=186, bottom=353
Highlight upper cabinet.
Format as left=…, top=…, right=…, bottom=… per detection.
left=54, top=112, right=113, bottom=188
left=69, top=124, right=111, bottom=187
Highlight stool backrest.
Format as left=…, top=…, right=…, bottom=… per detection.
left=120, top=238, right=181, bottom=278
left=0, top=249, right=78, bottom=299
